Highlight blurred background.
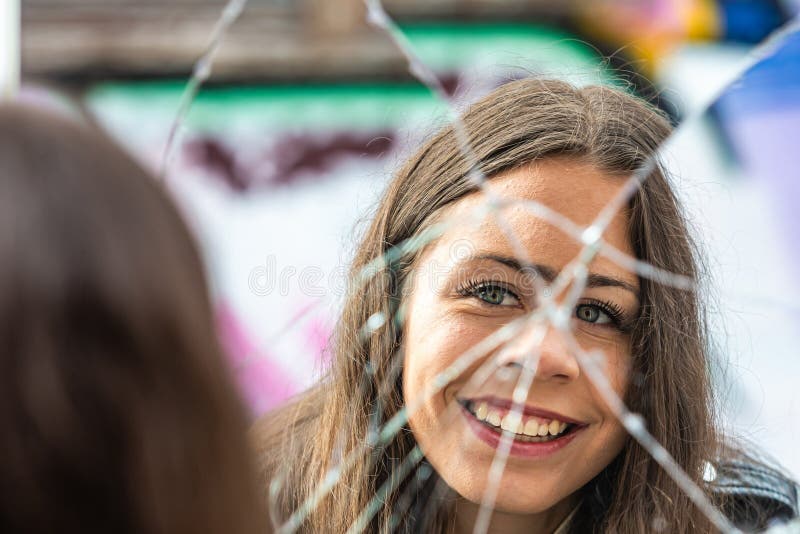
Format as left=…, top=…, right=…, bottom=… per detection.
left=13, top=0, right=800, bottom=478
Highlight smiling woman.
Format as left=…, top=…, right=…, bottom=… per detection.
left=253, top=78, right=799, bottom=533
left=402, top=159, right=639, bottom=531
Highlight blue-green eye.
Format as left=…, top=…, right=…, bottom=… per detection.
left=575, top=304, right=611, bottom=324
left=472, top=284, right=519, bottom=306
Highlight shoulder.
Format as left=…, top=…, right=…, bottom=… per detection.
left=708, top=452, right=799, bottom=530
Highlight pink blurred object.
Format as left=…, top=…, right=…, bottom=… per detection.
left=304, top=316, right=333, bottom=368
left=18, top=85, right=84, bottom=121
left=216, top=301, right=298, bottom=416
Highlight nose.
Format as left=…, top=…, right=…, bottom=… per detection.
left=495, top=322, right=580, bottom=383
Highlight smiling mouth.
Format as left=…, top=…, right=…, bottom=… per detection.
left=459, top=399, right=580, bottom=443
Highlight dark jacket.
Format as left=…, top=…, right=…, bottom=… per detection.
left=560, top=453, right=800, bottom=533
left=710, top=455, right=799, bottom=531
left=403, top=455, right=799, bottom=532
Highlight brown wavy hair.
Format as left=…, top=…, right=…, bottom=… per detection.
left=255, top=78, right=725, bottom=533
left=0, top=105, right=266, bottom=534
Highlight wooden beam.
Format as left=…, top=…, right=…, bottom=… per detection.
left=20, top=0, right=575, bottom=82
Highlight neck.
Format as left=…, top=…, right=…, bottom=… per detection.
left=452, top=495, right=578, bottom=534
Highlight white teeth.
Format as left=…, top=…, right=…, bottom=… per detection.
left=486, top=411, right=502, bottom=427
left=500, top=415, right=514, bottom=432
left=470, top=404, right=571, bottom=439
left=548, top=420, right=560, bottom=435
left=500, top=413, right=523, bottom=433
left=523, top=419, right=539, bottom=436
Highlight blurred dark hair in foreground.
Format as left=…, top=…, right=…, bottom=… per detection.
left=0, top=105, right=266, bottom=534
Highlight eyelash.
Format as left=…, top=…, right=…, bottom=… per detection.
left=579, top=298, right=628, bottom=330
left=457, top=279, right=521, bottom=306
left=457, top=280, right=631, bottom=331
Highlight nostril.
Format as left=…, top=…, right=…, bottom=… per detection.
left=502, top=361, right=539, bottom=373
left=495, top=366, right=517, bottom=382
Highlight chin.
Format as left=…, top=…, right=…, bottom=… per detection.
left=478, top=490, right=559, bottom=514
left=439, top=461, right=571, bottom=514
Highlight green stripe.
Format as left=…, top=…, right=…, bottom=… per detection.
left=87, top=23, right=613, bottom=132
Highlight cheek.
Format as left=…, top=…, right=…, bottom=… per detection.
left=402, top=302, right=501, bottom=456
left=599, top=419, right=630, bottom=470
left=583, top=344, right=632, bottom=464
left=577, top=418, right=630, bottom=494
left=606, top=347, right=632, bottom=397
left=403, top=313, right=484, bottom=406
left=579, top=336, right=632, bottom=404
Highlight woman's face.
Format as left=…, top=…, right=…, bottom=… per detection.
left=403, top=158, right=639, bottom=525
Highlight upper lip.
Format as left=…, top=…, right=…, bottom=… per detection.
left=463, top=395, right=587, bottom=425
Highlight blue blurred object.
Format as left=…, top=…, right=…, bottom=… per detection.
left=713, top=21, right=800, bottom=259
left=719, top=0, right=787, bottom=42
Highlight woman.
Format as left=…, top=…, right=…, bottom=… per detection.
left=0, top=105, right=266, bottom=534
left=254, top=78, right=798, bottom=533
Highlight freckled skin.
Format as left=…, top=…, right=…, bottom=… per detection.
left=402, top=158, right=640, bottom=533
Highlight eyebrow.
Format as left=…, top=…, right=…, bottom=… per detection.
left=472, top=253, right=640, bottom=296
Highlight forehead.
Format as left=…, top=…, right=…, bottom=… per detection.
left=429, top=157, right=637, bottom=282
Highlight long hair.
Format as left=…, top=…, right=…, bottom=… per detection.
left=255, top=78, right=721, bottom=533
left=0, top=105, right=266, bottom=534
